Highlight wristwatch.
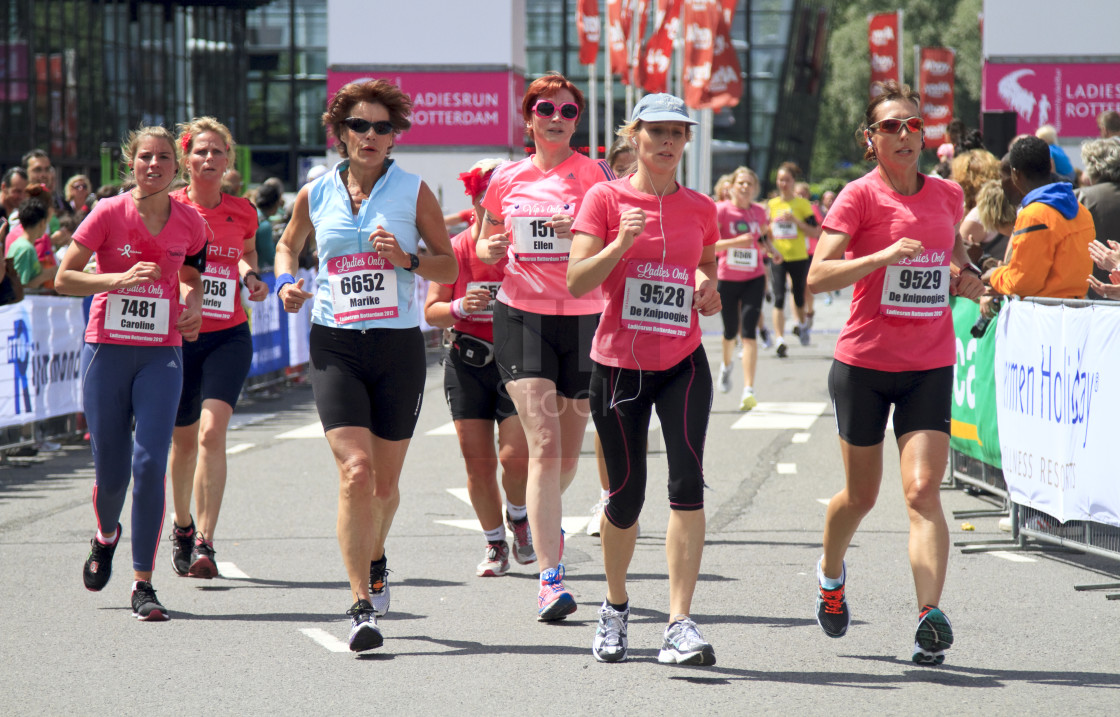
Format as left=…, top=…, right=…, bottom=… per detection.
left=405, top=252, right=420, bottom=272
left=961, top=263, right=983, bottom=277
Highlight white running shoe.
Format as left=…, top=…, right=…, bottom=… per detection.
left=739, top=390, right=757, bottom=412
left=717, top=363, right=732, bottom=394
left=592, top=602, right=629, bottom=663
left=586, top=499, right=606, bottom=537
left=657, top=617, right=715, bottom=665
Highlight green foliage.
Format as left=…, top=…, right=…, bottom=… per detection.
left=810, top=0, right=982, bottom=181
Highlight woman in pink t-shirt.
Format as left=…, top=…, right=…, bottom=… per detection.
left=805, top=81, right=984, bottom=666
left=569, top=93, right=721, bottom=666
left=475, top=73, right=615, bottom=621
left=166, top=117, right=270, bottom=581
left=424, top=159, right=531, bottom=578
left=56, top=126, right=207, bottom=622
left=713, top=167, right=775, bottom=411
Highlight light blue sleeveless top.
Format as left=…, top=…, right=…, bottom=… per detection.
left=308, top=159, right=422, bottom=329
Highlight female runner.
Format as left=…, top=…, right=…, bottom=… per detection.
left=57, top=126, right=206, bottom=621
left=275, top=80, right=456, bottom=651
left=807, top=81, right=983, bottom=666
left=568, top=93, right=721, bottom=665
left=167, top=117, right=269, bottom=579
left=425, top=159, right=532, bottom=576
left=476, top=72, right=615, bottom=620
left=767, top=162, right=819, bottom=355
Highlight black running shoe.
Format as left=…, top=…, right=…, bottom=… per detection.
left=83, top=524, right=121, bottom=592
left=815, top=560, right=850, bottom=638
left=347, top=599, right=383, bottom=652
left=776, top=341, right=789, bottom=358
left=912, top=605, right=954, bottom=666
left=131, top=581, right=170, bottom=621
left=170, top=520, right=195, bottom=577
left=188, top=537, right=218, bottom=579
left=369, top=555, right=390, bottom=617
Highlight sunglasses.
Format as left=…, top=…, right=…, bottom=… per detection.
left=869, top=116, right=924, bottom=134
left=342, top=117, right=394, bottom=136
left=532, top=100, right=579, bottom=120
left=71, top=183, right=88, bottom=190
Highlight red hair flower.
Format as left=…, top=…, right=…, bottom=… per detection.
left=179, top=132, right=192, bottom=155
left=459, top=167, right=493, bottom=201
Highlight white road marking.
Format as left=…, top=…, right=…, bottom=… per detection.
left=437, top=513, right=591, bottom=535
left=777, top=463, right=797, bottom=474
left=276, top=422, right=324, bottom=439
left=216, top=562, right=249, bottom=579
left=816, top=498, right=830, bottom=506
left=791, top=433, right=811, bottom=443
left=987, top=550, right=1037, bottom=563
left=300, top=628, right=350, bottom=653
left=230, top=412, right=274, bottom=431
left=731, top=402, right=827, bottom=430
left=228, top=443, right=254, bottom=455
left=446, top=488, right=472, bottom=506
left=427, top=414, right=663, bottom=437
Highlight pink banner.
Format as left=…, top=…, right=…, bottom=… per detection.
left=920, top=47, right=954, bottom=146
left=983, top=62, right=1120, bottom=138
left=327, top=70, right=523, bottom=147
left=868, top=12, right=900, bottom=97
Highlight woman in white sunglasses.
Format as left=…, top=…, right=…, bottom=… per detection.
left=273, top=79, right=457, bottom=652
left=807, top=80, right=984, bottom=666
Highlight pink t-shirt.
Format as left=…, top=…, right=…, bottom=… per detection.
left=171, top=188, right=258, bottom=332
left=823, top=169, right=964, bottom=372
left=480, top=152, right=614, bottom=315
left=73, top=193, right=208, bottom=347
left=443, top=228, right=507, bottom=343
left=572, top=178, right=719, bottom=372
left=715, top=200, right=768, bottom=282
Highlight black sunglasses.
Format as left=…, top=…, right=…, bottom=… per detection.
left=869, top=116, right=924, bottom=134
left=343, top=117, right=394, bottom=136
left=532, top=100, right=579, bottom=120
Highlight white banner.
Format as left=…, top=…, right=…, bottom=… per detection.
left=287, top=268, right=315, bottom=367
left=1, top=296, right=85, bottom=429
left=994, top=300, right=1120, bottom=527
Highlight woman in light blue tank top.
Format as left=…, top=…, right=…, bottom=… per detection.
left=274, top=79, right=457, bottom=652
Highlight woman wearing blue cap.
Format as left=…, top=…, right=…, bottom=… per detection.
left=569, top=93, right=722, bottom=666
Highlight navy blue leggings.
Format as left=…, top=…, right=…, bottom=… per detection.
left=81, top=343, right=183, bottom=572
left=590, top=345, right=713, bottom=529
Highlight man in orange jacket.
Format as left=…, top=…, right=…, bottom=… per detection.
left=983, top=136, right=1095, bottom=298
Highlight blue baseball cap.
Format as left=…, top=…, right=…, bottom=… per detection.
left=631, top=93, right=698, bottom=125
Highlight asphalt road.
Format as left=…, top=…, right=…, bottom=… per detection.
left=2, top=292, right=1118, bottom=715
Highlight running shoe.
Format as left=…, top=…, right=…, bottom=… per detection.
left=739, top=390, right=757, bottom=412
left=169, top=520, right=195, bottom=577
left=758, top=326, right=773, bottom=350
left=369, top=555, right=391, bottom=617
left=347, top=599, right=383, bottom=652
left=823, top=292, right=833, bottom=306
left=791, top=324, right=801, bottom=338
left=506, top=512, right=535, bottom=565
left=776, top=340, right=788, bottom=358
left=816, top=559, right=850, bottom=638
left=657, top=617, right=716, bottom=666
left=537, top=565, right=577, bottom=621
left=717, top=363, right=732, bottom=394
left=131, top=581, right=170, bottom=621
left=592, top=602, right=629, bottom=663
left=586, top=499, right=606, bottom=537
left=798, top=324, right=811, bottom=346
left=911, top=605, right=954, bottom=666
left=188, top=536, right=218, bottom=579
left=477, top=540, right=510, bottom=577
left=83, top=524, right=121, bottom=592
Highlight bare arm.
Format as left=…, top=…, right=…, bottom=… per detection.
left=567, top=208, right=644, bottom=298
left=55, top=241, right=162, bottom=297
left=274, top=187, right=315, bottom=312
left=807, top=229, right=922, bottom=294
left=474, top=208, right=510, bottom=265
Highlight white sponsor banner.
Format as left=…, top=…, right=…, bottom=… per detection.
left=1, top=296, right=85, bottom=429
left=994, top=300, right=1120, bottom=527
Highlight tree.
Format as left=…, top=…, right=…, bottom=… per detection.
left=810, top=0, right=982, bottom=181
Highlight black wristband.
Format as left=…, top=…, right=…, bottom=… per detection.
left=405, top=253, right=420, bottom=272
left=243, top=270, right=262, bottom=283
left=961, top=263, right=982, bottom=277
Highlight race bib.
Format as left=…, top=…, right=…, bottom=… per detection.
left=622, top=261, right=694, bottom=337
left=772, top=220, right=798, bottom=239
left=328, top=253, right=399, bottom=324
left=201, top=264, right=237, bottom=320
left=880, top=262, right=949, bottom=318
left=727, top=248, right=758, bottom=269
left=464, top=280, right=501, bottom=320
left=104, top=290, right=171, bottom=341
left=510, top=216, right=570, bottom=262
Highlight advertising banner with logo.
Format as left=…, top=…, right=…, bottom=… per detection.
left=577, top=0, right=600, bottom=66
left=703, top=0, right=742, bottom=111
left=920, top=47, right=955, bottom=145
left=638, top=0, right=681, bottom=94
left=247, top=273, right=289, bottom=378
left=982, top=62, right=1120, bottom=138
left=950, top=297, right=1001, bottom=468
left=868, top=11, right=901, bottom=96
left=327, top=70, right=522, bottom=147
left=682, top=0, right=719, bottom=109
left=993, top=300, right=1120, bottom=527
left=1, top=297, right=84, bottom=429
